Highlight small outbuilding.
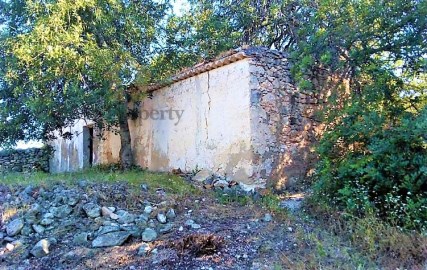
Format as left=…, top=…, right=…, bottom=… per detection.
left=49, top=47, right=323, bottom=190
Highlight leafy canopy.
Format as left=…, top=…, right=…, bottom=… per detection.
left=0, top=0, right=169, bottom=146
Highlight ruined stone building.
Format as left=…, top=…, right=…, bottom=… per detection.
left=49, top=47, right=322, bottom=190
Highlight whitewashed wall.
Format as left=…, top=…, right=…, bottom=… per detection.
left=97, top=59, right=255, bottom=183
left=49, top=120, right=88, bottom=173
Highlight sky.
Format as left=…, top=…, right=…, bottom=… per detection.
left=172, top=0, right=190, bottom=15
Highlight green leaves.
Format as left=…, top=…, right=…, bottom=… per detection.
left=0, top=0, right=169, bottom=146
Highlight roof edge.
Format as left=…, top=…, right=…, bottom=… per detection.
left=147, top=46, right=288, bottom=92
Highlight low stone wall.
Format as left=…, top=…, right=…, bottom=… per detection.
left=0, top=148, right=51, bottom=173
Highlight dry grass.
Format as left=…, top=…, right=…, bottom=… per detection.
left=1, top=206, right=19, bottom=224
left=304, top=197, right=427, bottom=269
left=172, top=234, right=224, bottom=256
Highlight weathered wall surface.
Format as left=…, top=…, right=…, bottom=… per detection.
left=0, top=148, right=50, bottom=173
left=49, top=120, right=101, bottom=173
left=248, top=48, right=322, bottom=190
left=98, top=59, right=254, bottom=182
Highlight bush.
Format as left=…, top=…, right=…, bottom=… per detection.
left=314, top=105, right=427, bottom=232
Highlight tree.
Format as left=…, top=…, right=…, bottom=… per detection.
left=0, top=0, right=170, bottom=169
left=297, top=0, right=427, bottom=230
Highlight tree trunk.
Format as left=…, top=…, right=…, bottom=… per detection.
left=118, top=102, right=133, bottom=170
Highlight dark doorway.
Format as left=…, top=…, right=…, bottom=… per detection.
left=88, top=126, right=94, bottom=166
left=83, top=126, right=94, bottom=168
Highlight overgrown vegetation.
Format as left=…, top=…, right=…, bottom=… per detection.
left=316, top=106, right=427, bottom=231
left=302, top=1, right=427, bottom=232
left=214, top=189, right=288, bottom=219
left=305, top=197, right=427, bottom=269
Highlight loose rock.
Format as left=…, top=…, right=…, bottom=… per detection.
left=73, top=232, right=89, bottom=246
left=117, top=211, right=136, bottom=224
left=144, top=205, right=153, bottom=214
left=30, top=239, right=50, bottom=258
left=185, top=219, right=201, bottom=229
left=156, top=212, right=167, bottom=224
left=193, top=169, right=213, bottom=182
left=92, top=232, right=131, bottom=248
left=32, top=224, right=45, bottom=234
left=262, top=213, right=273, bottom=222
left=6, top=243, right=14, bottom=251
left=101, top=206, right=113, bottom=217
left=141, top=228, right=157, bottom=242
left=166, top=209, right=176, bottom=220
left=6, top=218, right=25, bottom=237
left=137, top=243, right=151, bottom=256
left=82, top=203, right=101, bottom=218
left=50, top=205, right=73, bottom=218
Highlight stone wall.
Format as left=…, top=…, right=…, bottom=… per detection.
left=247, top=47, right=323, bottom=190
left=0, top=148, right=51, bottom=173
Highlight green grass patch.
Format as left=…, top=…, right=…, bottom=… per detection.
left=0, top=168, right=197, bottom=196
left=214, top=189, right=250, bottom=206
left=214, top=189, right=288, bottom=217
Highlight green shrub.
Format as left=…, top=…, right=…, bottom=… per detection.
left=314, top=105, right=427, bottom=231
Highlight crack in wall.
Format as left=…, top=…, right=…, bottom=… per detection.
left=205, top=71, right=211, bottom=141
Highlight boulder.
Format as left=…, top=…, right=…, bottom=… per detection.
left=6, top=218, right=24, bottom=236
left=92, top=231, right=131, bottom=248
left=30, top=239, right=50, bottom=258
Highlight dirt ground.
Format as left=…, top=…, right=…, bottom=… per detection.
left=0, top=176, right=418, bottom=270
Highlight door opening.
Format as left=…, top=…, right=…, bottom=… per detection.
left=83, top=126, right=94, bottom=168
left=88, top=126, right=94, bottom=166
